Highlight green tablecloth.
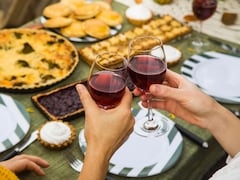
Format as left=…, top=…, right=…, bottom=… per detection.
left=0, top=1, right=239, bottom=180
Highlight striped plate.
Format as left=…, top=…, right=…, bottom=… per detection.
left=79, top=105, right=183, bottom=177
left=181, top=51, right=240, bottom=104
left=0, top=93, right=30, bottom=152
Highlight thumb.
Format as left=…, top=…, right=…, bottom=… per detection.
left=76, top=84, right=98, bottom=113
left=150, top=84, right=183, bottom=102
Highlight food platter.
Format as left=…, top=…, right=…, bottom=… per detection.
left=0, top=28, right=79, bottom=92
left=40, top=16, right=122, bottom=43
left=40, top=1, right=123, bottom=43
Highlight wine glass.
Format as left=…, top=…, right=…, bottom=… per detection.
left=127, top=36, right=168, bottom=137
left=192, top=0, right=217, bottom=47
left=88, top=52, right=128, bottom=110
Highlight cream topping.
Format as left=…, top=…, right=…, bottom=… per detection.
left=40, top=121, right=71, bottom=144
left=126, top=4, right=152, bottom=20
left=163, top=45, right=182, bottom=63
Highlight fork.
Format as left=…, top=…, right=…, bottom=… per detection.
left=64, top=150, right=83, bottom=172
left=64, top=150, right=114, bottom=180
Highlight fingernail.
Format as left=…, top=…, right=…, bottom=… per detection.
left=76, top=84, right=85, bottom=93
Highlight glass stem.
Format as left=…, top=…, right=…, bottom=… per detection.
left=146, top=93, right=153, bottom=121
left=198, top=20, right=203, bottom=40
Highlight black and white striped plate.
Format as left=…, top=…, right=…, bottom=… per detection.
left=181, top=51, right=240, bottom=104
left=79, top=105, right=183, bottom=177
left=0, top=93, right=30, bottom=152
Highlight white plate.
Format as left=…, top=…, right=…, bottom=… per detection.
left=181, top=51, right=240, bottom=103
left=0, top=94, right=30, bottom=152
left=79, top=107, right=183, bottom=177
left=194, top=58, right=240, bottom=98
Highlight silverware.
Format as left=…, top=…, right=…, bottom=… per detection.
left=175, top=123, right=208, bottom=149
left=64, top=150, right=114, bottom=180
left=64, top=150, right=83, bottom=172
left=0, top=130, right=38, bottom=161
left=208, top=38, right=240, bottom=54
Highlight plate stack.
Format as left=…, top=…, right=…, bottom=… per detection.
left=181, top=51, right=240, bottom=104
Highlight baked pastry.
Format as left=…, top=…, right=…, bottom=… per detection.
left=79, top=15, right=191, bottom=66
left=96, top=10, right=123, bottom=26
left=43, top=17, right=73, bottom=28
left=60, top=0, right=86, bottom=10
left=83, top=19, right=110, bottom=39
left=125, top=4, right=153, bottom=26
left=74, top=3, right=100, bottom=20
left=42, top=0, right=123, bottom=40
left=163, top=45, right=182, bottom=67
left=38, top=120, right=76, bottom=149
left=0, top=28, right=79, bottom=91
left=93, top=1, right=112, bottom=11
left=60, top=20, right=86, bottom=37
left=43, top=3, right=72, bottom=18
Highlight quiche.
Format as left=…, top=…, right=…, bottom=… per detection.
left=0, top=28, right=79, bottom=91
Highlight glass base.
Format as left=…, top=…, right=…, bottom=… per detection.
left=191, top=37, right=209, bottom=49
left=134, top=117, right=168, bottom=137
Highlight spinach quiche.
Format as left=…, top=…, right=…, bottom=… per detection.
left=0, top=28, right=79, bottom=91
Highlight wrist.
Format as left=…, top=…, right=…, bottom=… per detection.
left=204, top=102, right=232, bottom=134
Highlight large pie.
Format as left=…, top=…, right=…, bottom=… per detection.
left=0, top=28, right=79, bottom=91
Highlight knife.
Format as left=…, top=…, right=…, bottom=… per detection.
left=175, top=123, right=208, bottom=149
left=0, top=130, right=38, bottom=161
left=208, top=38, right=240, bottom=54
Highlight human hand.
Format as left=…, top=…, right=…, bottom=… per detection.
left=133, top=70, right=219, bottom=129
left=0, top=154, right=49, bottom=176
left=76, top=84, right=134, bottom=160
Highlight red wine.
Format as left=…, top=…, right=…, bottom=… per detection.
left=192, top=0, right=217, bottom=20
left=88, top=71, right=125, bottom=109
left=128, top=55, right=166, bottom=91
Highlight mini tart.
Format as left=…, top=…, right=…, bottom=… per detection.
left=38, top=120, right=76, bottom=150
left=43, top=3, right=72, bottom=18
left=96, top=10, right=123, bottom=26
left=83, top=19, right=110, bottom=39
left=125, top=4, right=153, bottom=26
left=163, top=45, right=182, bottom=67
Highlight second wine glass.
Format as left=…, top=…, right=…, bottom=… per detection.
left=88, top=52, right=128, bottom=110
left=128, top=36, right=168, bottom=137
left=192, top=0, right=217, bottom=47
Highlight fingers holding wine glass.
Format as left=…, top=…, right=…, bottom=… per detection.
left=88, top=52, right=128, bottom=109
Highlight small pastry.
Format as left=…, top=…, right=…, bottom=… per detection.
left=43, top=17, right=73, bottom=28
left=96, top=10, right=123, bottom=26
left=60, top=21, right=86, bottom=37
left=43, top=3, right=72, bottom=18
left=38, top=120, right=76, bottom=150
left=163, top=45, right=182, bottom=67
left=74, top=3, right=100, bottom=20
left=83, top=19, right=110, bottom=39
left=125, top=4, right=153, bottom=26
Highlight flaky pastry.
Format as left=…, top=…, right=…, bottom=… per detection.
left=83, top=19, right=110, bottom=39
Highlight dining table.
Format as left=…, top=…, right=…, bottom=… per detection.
left=0, top=0, right=240, bottom=180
